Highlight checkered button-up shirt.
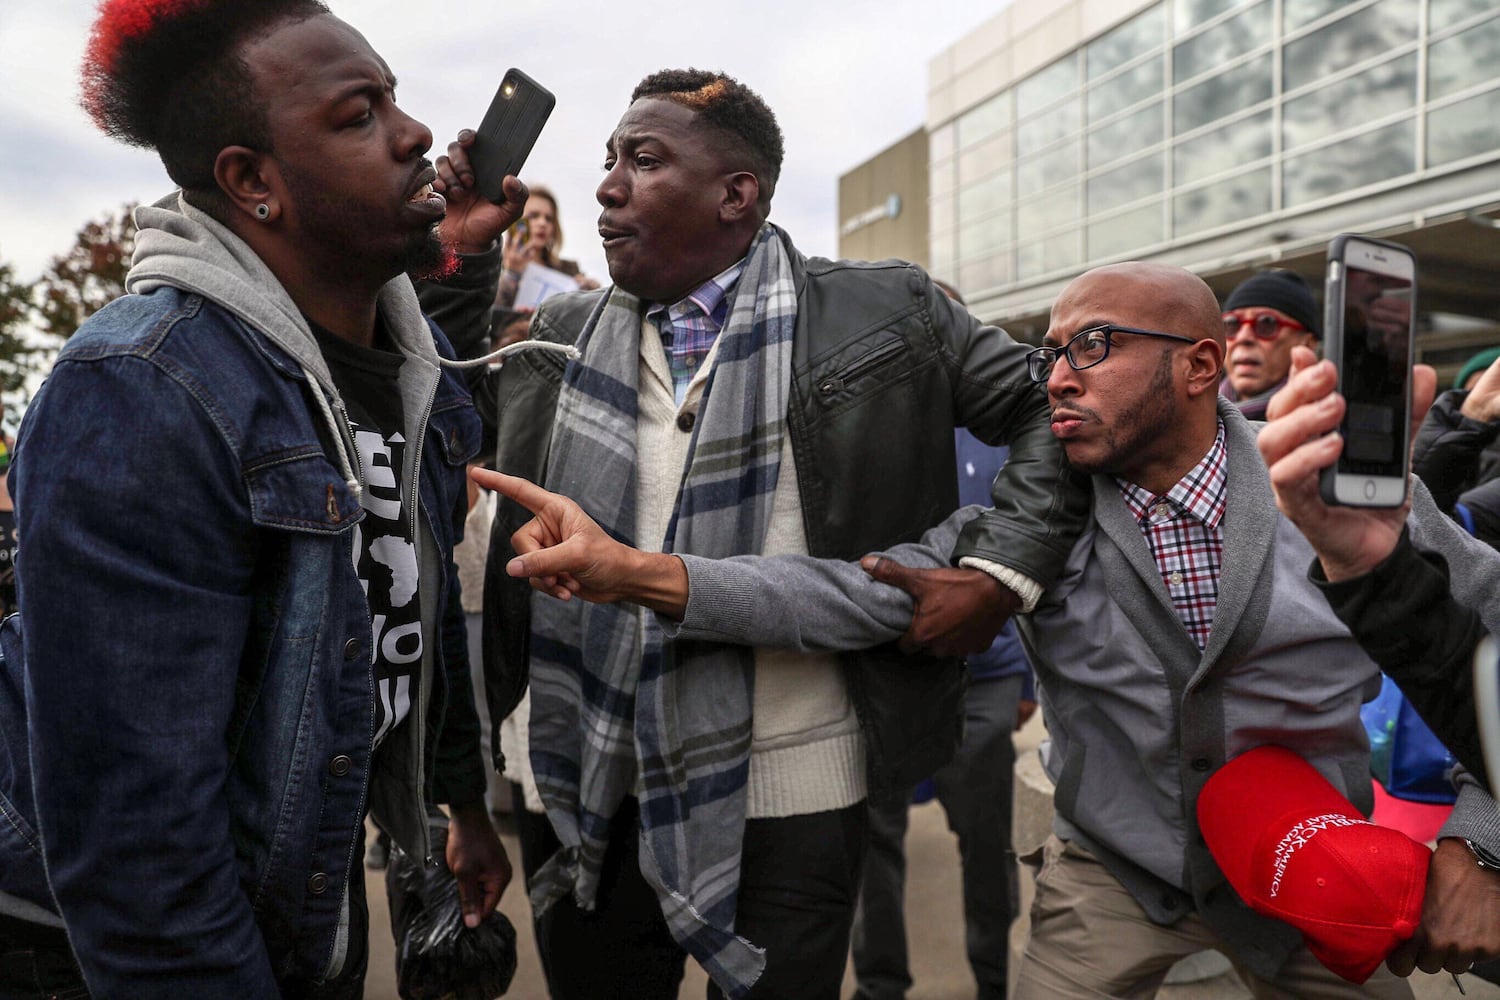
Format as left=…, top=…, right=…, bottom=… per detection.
left=1116, top=421, right=1228, bottom=650
left=645, top=260, right=744, bottom=405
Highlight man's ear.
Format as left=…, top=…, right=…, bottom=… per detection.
left=720, top=171, right=761, bottom=224
left=1185, top=338, right=1225, bottom=398
left=214, top=145, right=282, bottom=225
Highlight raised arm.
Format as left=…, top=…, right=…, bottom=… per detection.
left=930, top=284, right=1090, bottom=590
left=1414, top=362, right=1500, bottom=513
left=416, top=131, right=530, bottom=402
left=882, top=281, right=1088, bottom=656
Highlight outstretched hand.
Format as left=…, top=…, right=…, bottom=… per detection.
left=859, top=556, right=1020, bottom=657
left=471, top=468, right=689, bottom=617
left=435, top=130, right=528, bottom=254
left=1256, top=347, right=1436, bottom=581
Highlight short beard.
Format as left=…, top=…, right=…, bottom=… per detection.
left=1070, top=349, right=1179, bottom=478
left=278, top=162, right=453, bottom=283
left=403, top=223, right=456, bottom=281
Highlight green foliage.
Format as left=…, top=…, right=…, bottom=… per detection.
left=0, top=259, right=44, bottom=397
left=0, top=203, right=141, bottom=418
left=34, top=203, right=137, bottom=342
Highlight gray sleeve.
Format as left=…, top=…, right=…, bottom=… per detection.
left=1438, top=777, right=1500, bottom=850
left=1408, top=477, right=1500, bottom=636
left=660, top=506, right=984, bottom=652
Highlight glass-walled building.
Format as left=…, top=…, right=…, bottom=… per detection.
left=925, top=0, right=1500, bottom=360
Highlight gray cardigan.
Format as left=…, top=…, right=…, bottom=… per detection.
left=667, top=399, right=1500, bottom=980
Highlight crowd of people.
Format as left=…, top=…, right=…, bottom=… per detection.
left=0, top=1, right=1497, bottom=999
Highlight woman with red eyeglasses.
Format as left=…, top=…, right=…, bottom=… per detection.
left=1218, top=269, right=1322, bottom=419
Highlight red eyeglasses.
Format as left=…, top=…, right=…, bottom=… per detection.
left=1222, top=311, right=1306, bottom=340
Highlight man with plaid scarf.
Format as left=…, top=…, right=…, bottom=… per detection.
left=423, top=69, right=1086, bottom=1000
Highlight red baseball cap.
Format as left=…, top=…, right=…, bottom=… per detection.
left=1197, top=745, right=1430, bottom=983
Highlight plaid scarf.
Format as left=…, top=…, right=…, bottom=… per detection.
left=528, top=224, right=797, bottom=997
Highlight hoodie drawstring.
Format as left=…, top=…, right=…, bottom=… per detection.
left=436, top=340, right=579, bottom=370
left=307, top=371, right=364, bottom=503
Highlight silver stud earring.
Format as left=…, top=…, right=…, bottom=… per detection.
left=254, top=203, right=271, bottom=221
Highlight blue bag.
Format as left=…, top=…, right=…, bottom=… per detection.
left=1362, top=674, right=1459, bottom=804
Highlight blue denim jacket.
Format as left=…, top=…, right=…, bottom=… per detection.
left=0, top=285, right=483, bottom=996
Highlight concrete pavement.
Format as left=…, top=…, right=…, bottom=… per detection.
left=360, top=710, right=1497, bottom=999
left=361, top=805, right=1495, bottom=999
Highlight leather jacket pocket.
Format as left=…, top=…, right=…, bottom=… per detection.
left=814, top=336, right=909, bottom=399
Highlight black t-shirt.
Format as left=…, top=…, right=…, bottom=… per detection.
left=310, top=317, right=420, bottom=748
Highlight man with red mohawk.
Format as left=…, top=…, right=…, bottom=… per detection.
left=0, top=1, right=522, bottom=995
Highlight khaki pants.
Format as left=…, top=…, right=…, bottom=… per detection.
left=1014, top=837, right=1414, bottom=1000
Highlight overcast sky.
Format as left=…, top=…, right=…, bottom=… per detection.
left=0, top=1, right=1005, bottom=286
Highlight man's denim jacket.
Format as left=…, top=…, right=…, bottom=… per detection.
left=0, top=286, right=483, bottom=996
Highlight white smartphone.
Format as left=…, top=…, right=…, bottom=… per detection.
left=1319, top=234, right=1417, bottom=507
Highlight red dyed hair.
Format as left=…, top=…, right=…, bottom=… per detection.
left=77, top=0, right=327, bottom=198
left=81, top=0, right=206, bottom=133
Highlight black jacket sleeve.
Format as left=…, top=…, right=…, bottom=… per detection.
left=1313, top=531, right=1489, bottom=785
left=1411, top=388, right=1500, bottom=515
left=416, top=245, right=507, bottom=458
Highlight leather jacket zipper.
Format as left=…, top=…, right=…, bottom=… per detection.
left=817, top=339, right=906, bottom=395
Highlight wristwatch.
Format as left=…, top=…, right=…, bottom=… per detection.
left=1462, top=838, right=1500, bottom=871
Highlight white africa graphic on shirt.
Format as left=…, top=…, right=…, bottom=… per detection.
left=352, top=426, right=423, bottom=747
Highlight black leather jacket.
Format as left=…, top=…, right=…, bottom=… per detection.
left=422, top=233, right=1087, bottom=793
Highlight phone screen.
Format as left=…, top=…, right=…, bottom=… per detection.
left=1335, top=266, right=1413, bottom=477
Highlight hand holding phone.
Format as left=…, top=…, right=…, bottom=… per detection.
left=1320, top=234, right=1418, bottom=508
left=434, top=134, right=526, bottom=254
left=1257, top=349, right=1436, bottom=581
left=471, top=70, right=555, bottom=205
left=502, top=219, right=536, bottom=273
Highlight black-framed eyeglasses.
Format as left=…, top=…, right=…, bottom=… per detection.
left=1027, top=324, right=1200, bottom=384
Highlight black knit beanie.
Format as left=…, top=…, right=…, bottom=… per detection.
left=1223, top=270, right=1321, bottom=338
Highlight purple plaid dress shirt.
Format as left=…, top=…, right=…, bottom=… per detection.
left=1116, top=421, right=1228, bottom=650
left=644, top=261, right=745, bottom=404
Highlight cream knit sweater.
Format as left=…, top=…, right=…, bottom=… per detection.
left=634, top=317, right=866, bottom=818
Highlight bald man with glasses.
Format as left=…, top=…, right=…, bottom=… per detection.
left=874, top=261, right=1499, bottom=997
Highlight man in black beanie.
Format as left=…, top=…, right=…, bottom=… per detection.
left=1219, top=269, right=1321, bottom=419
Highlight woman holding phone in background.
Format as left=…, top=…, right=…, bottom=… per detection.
left=497, top=185, right=599, bottom=309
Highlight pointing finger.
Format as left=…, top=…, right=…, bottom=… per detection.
left=474, top=468, right=559, bottom=517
